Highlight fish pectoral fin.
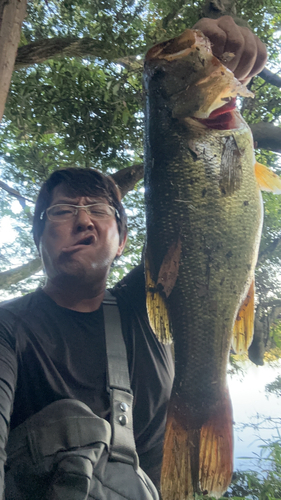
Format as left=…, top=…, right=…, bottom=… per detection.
left=156, top=239, right=181, bottom=298
left=161, top=390, right=233, bottom=500
left=232, top=280, right=255, bottom=354
left=199, top=388, right=233, bottom=497
left=145, top=255, right=173, bottom=344
left=255, top=162, right=281, bottom=194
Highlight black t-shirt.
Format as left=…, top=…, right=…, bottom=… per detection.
left=0, top=264, right=174, bottom=493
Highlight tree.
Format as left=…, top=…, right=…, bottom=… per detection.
left=1, top=0, right=281, bottom=363
left=0, top=0, right=27, bottom=121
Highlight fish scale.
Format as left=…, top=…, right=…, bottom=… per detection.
left=143, top=28, right=281, bottom=500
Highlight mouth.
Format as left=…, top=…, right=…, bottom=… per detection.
left=76, top=235, right=95, bottom=246
left=62, top=235, right=95, bottom=253
left=194, top=98, right=241, bottom=130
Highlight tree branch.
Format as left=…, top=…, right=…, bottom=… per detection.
left=0, top=180, right=33, bottom=207
left=14, top=36, right=142, bottom=69
left=250, top=122, right=281, bottom=153
left=111, top=163, right=144, bottom=198
left=0, top=257, right=42, bottom=289
left=258, top=68, right=281, bottom=88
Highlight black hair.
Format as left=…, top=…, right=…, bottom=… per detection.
left=33, top=168, right=127, bottom=250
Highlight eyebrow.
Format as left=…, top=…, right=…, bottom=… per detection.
left=51, top=198, right=105, bottom=205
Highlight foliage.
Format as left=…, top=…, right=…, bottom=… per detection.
left=1, top=0, right=281, bottom=315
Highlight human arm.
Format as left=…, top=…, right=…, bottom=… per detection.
left=0, top=311, right=17, bottom=499
left=193, top=15, right=267, bottom=83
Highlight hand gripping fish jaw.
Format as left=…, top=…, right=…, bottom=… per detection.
left=144, top=29, right=281, bottom=500
left=145, top=29, right=253, bottom=122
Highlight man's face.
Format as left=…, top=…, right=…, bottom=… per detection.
left=40, top=185, right=126, bottom=285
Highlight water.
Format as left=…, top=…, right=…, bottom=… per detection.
left=228, top=360, right=281, bottom=471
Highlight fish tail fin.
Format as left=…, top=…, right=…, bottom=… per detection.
left=255, top=161, right=281, bottom=193
left=161, top=390, right=233, bottom=500
left=232, top=279, right=255, bottom=354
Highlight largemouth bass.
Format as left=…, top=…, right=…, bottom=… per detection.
left=143, top=29, right=281, bottom=500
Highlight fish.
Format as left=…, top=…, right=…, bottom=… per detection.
left=143, top=28, right=281, bottom=500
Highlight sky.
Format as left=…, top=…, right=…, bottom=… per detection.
left=229, top=360, right=281, bottom=471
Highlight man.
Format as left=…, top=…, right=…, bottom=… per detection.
left=0, top=16, right=267, bottom=499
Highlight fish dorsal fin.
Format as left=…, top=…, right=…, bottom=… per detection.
left=255, top=162, right=281, bottom=193
left=232, top=280, right=255, bottom=354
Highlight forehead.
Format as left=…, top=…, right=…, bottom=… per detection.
left=50, top=185, right=108, bottom=205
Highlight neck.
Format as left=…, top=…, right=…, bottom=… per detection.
left=43, top=277, right=107, bottom=312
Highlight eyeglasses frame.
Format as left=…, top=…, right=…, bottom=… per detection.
left=41, top=203, right=120, bottom=222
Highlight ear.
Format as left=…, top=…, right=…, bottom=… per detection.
left=116, top=232, right=127, bottom=258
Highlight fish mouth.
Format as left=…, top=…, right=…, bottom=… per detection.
left=194, top=98, right=242, bottom=130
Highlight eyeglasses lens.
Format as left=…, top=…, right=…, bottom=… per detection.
left=47, top=204, right=115, bottom=221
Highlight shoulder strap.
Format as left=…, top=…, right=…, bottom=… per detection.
left=103, top=290, right=139, bottom=468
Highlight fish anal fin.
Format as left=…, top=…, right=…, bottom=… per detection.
left=199, top=388, right=233, bottom=497
left=161, top=409, right=200, bottom=500
left=232, top=280, right=255, bottom=354
left=161, top=391, right=233, bottom=500
left=156, top=239, right=181, bottom=298
left=198, top=390, right=233, bottom=497
left=255, top=162, right=281, bottom=194
left=145, top=256, right=173, bottom=344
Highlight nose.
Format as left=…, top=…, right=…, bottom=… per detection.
left=73, top=207, right=94, bottom=232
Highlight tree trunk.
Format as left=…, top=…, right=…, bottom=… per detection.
left=0, top=258, right=42, bottom=290
left=0, top=0, right=27, bottom=122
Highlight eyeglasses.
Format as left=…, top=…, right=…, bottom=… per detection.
left=44, top=203, right=119, bottom=222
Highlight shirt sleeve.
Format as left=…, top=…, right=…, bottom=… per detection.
left=0, top=310, right=17, bottom=499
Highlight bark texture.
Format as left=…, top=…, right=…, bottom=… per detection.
left=250, top=122, right=281, bottom=154
left=0, top=258, right=42, bottom=289
left=15, top=36, right=113, bottom=69
left=0, top=0, right=27, bottom=121
left=259, top=68, right=281, bottom=88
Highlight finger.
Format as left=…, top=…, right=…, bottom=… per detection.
left=217, top=16, right=245, bottom=73
left=247, top=35, right=267, bottom=78
left=193, top=18, right=227, bottom=58
left=233, top=27, right=257, bottom=81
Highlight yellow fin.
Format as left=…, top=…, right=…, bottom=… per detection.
left=199, top=389, right=233, bottom=497
left=255, top=162, right=281, bottom=194
left=161, top=413, right=199, bottom=500
left=145, top=256, right=173, bottom=344
left=232, top=280, right=255, bottom=354
left=161, top=390, right=233, bottom=500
